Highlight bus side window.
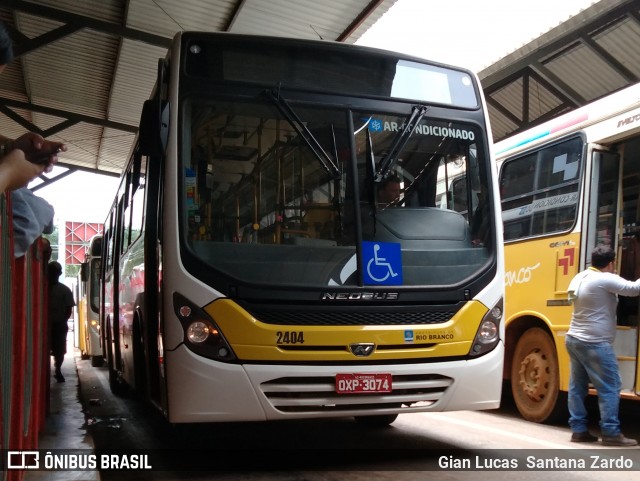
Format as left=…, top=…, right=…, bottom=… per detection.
left=500, top=137, right=582, bottom=241
left=501, top=156, right=535, bottom=199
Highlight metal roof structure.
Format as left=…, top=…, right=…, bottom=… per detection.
left=0, top=0, right=396, bottom=187
left=1, top=0, right=639, bottom=186
left=479, top=0, right=640, bottom=142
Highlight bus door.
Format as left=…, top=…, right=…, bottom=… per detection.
left=614, top=135, right=640, bottom=397
left=585, top=147, right=639, bottom=395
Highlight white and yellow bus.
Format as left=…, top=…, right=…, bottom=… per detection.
left=77, top=234, right=104, bottom=367
left=101, top=32, right=504, bottom=425
left=496, top=81, right=640, bottom=423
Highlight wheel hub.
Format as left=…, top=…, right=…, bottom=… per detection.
left=518, top=350, right=549, bottom=401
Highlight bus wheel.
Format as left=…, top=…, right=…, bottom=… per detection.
left=106, top=321, right=128, bottom=396
left=90, top=355, right=104, bottom=367
left=133, top=318, right=147, bottom=397
left=510, top=327, right=564, bottom=423
left=108, top=362, right=128, bottom=396
left=354, top=414, right=398, bottom=427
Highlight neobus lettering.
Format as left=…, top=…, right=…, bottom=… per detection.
left=505, top=263, right=540, bottom=287
left=321, top=292, right=399, bottom=300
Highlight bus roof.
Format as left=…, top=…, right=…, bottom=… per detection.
left=495, top=82, right=640, bottom=158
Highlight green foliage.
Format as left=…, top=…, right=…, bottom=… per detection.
left=66, top=264, right=81, bottom=279
left=43, top=228, right=59, bottom=261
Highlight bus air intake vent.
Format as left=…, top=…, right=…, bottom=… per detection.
left=260, top=374, right=453, bottom=413
left=241, top=306, right=459, bottom=326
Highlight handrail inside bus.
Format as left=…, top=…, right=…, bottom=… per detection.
left=265, top=89, right=341, bottom=179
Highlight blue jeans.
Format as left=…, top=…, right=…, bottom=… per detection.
left=565, top=335, right=622, bottom=437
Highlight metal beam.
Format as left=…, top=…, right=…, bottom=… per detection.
left=480, top=0, right=639, bottom=87
left=529, top=60, right=586, bottom=106
left=30, top=162, right=120, bottom=192
left=225, top=0, right=247, bottom=32
left=486, top=95, right=522, bottom=127
left=527, top=68, right=580, bottom=109
left=0, top=97, right=138, bottom=133
left=3, top=0, right=172, bottom=48
left=580, top=34, right=638, bottom=83
left=30, top=167, right=76, bottom=192
left=12, top=23, right=84, bottom=57
left=337, top=0, right=385, bottom=42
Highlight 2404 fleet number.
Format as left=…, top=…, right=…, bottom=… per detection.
left=276, top=331, right=305, bottom=344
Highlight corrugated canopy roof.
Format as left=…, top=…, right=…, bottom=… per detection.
left=1, top=0, right=639, bottom=187
left=479, top=0, right=640, bottom=142
left=0, top=0, right=396, bottom=188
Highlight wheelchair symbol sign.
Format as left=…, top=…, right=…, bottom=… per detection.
left=362, top=241, right=403, bottom=285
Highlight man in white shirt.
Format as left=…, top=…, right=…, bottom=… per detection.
left=566, top=245, right=640, bottom=446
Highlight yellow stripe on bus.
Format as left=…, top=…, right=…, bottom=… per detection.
left=204, top=298, right=488, bottom=361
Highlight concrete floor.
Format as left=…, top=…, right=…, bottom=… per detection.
left=23, top=341, right=99, bottom=481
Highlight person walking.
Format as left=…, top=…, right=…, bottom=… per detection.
left=47, top=261, right=75, bottom=383
left=566, top=244, right=639, bottom=446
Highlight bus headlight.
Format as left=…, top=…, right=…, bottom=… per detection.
left=469, top=298, right=503, bottom=357
left=186, top=321, right=212, bottom=343
left=174, top=292, right=237, bottom=362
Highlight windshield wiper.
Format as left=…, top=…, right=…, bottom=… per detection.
left=374, top=105, right=428, bottom=183
left=365, top=125, right=379, bottom=234
left=266, top=89, right=341, bottom=179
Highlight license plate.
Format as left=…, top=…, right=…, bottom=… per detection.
left=335, top=373, right=392, bottom=394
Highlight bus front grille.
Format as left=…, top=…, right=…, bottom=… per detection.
left=244, top=307, right=458, bottom=326
left=260, top=374, right=453, bottom=413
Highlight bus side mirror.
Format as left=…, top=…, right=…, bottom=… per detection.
left=80, top=262, right=89, bottom=282
left=139, top=58, right=169, bottom=157
left=139, top=98, right=169, bottom=157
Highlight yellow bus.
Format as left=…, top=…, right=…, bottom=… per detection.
left=101, top=32, right=504, bottom=425
left=77, top=235, right=104, bottom=367
left=496, top=82, right=640, bottom=423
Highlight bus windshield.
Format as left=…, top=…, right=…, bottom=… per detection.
left=180, top=96, right=493, bottom=289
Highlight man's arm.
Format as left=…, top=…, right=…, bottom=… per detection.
left=0, top=149, right=45, bottom=192
left=607, top=274, right=640, bottom=297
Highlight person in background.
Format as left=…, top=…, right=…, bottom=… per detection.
left=566, top=245, right=640, bottom=446
left=47, top=261, right=75, bottom=383
left=0, top=21, right=65, bottom=193
left=377, top=175, right=401, bottom=206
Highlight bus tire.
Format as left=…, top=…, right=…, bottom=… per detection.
left=108, top=362, right=128, bottom=396
left=132, top=318, right=147, bottom=397
left=510, top=327, right=565, bottom=423
left=90, top=355, right=103, bottom=367
left=106, top=320, right=128, bottom=396
left=354, top=414, right=398, bottom=427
